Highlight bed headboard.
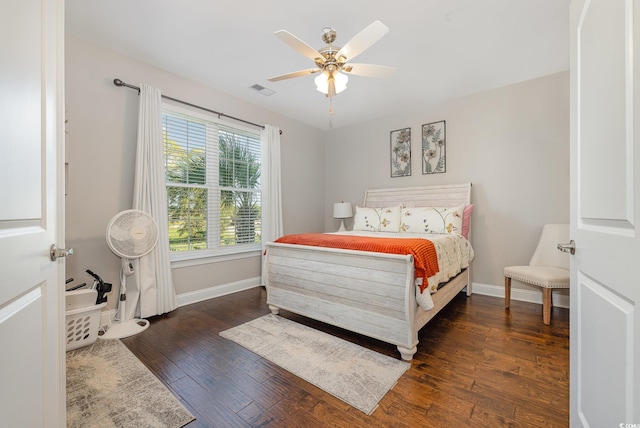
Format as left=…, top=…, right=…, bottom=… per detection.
left=363, top=183, right=472, bottom=208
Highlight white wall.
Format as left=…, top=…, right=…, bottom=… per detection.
left=65, top=35, right=325, bottom=300
left=323, top=71, right=570, bottom=295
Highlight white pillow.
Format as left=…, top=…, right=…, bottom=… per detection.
left=353, top=205, right=401, bottom=232
left=400, top=205, right=465, bottom=235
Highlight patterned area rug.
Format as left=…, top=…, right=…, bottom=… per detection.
left=220, top=314, right=410, bottom=415
left=66, top=339, right=194, bottom=428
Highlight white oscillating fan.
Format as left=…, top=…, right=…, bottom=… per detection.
left=101, top=209, right=159, bottom=339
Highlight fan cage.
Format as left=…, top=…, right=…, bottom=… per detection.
left=106, top=209, right=159, bottom=259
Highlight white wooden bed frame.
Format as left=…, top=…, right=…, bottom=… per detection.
left=264, top=183, right=472, bottom=361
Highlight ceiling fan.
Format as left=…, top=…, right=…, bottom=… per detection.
left=268, top=21, right=395, bottom=102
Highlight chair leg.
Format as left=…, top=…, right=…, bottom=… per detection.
left=542, top=288, right=552, bottom=325
left=504, top=277, right=511, bottom=308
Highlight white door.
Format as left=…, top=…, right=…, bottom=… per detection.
left=0, top=0, right=65, bottom=426
left=570, top=0, right=640, bottom=425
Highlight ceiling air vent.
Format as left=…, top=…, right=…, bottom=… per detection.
left=249, top=84, right=275, bottom=96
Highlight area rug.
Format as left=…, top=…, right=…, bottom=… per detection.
left=220, top=314, right=410, bottom=415
left=66, top=339, right=195, bottom=428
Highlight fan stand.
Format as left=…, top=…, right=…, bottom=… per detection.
left=100, top=318, right=149, bottom=339
left=100, top=265, right=150, bottom=339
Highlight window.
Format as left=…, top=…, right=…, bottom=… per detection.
left=162, top=105, right=261, bottom=259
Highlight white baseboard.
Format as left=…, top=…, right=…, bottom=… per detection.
left=471, top=282, right=570, bottom=309
left=176, top=277, right=262, bottom=307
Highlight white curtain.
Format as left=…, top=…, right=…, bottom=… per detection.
left=130, top=83, right=177, bottom=319
left=260, top=125, right=283, bottom=285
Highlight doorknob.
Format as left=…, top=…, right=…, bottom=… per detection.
left=557, top=240, right=575, bottom=255
left=50, top=244, right=74, bottom=261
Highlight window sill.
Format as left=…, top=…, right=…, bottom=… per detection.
left=170, top=246, right=262, bottom=269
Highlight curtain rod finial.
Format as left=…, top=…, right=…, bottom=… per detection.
left=113, top=78, right=124, bottom=87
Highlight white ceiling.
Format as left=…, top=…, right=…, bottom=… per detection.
left=66, top=0, right=570, bottom=130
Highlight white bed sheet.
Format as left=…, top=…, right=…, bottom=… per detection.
left=331, top=231, right=474, bottom=310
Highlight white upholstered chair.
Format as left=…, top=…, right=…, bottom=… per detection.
left=504, top=224, right=570, bottom=325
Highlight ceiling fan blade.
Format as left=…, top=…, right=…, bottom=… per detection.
left=336, top=21, right=389, bottom=62
left=274, top=30, right=325, bottom=63
left=342, top=63, right=396, bottom=78
left=268, top=68, right=321, bottom=82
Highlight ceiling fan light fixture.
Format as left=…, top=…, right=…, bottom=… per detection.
left=314, top=71, right=348, bottom=95
left=314, top=72, right=329, bottom=94
left=333, top=71, right=348, bottom=94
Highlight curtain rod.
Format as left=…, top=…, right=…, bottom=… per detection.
left=113, top=78, right=282, bottom=134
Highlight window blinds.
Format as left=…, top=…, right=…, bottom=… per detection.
left=162, top=108, right=261, bottom=253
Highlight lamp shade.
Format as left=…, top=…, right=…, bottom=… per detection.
left=333, top=202, right=353, bottom=219
left=332, top=72, right=349, bottom=94
left=314, top=72, right=329, bottom=94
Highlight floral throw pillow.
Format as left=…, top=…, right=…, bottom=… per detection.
left=400, top=205, right=465, bottom=235
left=353, top=205, right=402, bottom=232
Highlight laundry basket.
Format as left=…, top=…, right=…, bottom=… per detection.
left=65, top=289, right=107, bottom=351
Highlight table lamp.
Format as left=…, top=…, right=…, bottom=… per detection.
left=333, top=202, right=353, bottom=232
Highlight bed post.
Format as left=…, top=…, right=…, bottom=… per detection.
left=397, top=346, right=417, bottom=361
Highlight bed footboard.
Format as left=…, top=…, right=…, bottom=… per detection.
left=265, top=242, right=419, bottom=358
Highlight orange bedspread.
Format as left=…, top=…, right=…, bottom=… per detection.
left=274, top=233, right=439, bottom=293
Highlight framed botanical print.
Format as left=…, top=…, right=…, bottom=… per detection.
left=390, top=127, right=411, bottom=177
left=422, top=120, right=446, bottom=174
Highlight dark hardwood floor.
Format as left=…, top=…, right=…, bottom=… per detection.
left=121, top=287, right=569, bottom=427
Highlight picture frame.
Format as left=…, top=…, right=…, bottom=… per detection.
left=390, top=127, right=411, bottom=177
left=422, top=120, right=446, bottom=174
